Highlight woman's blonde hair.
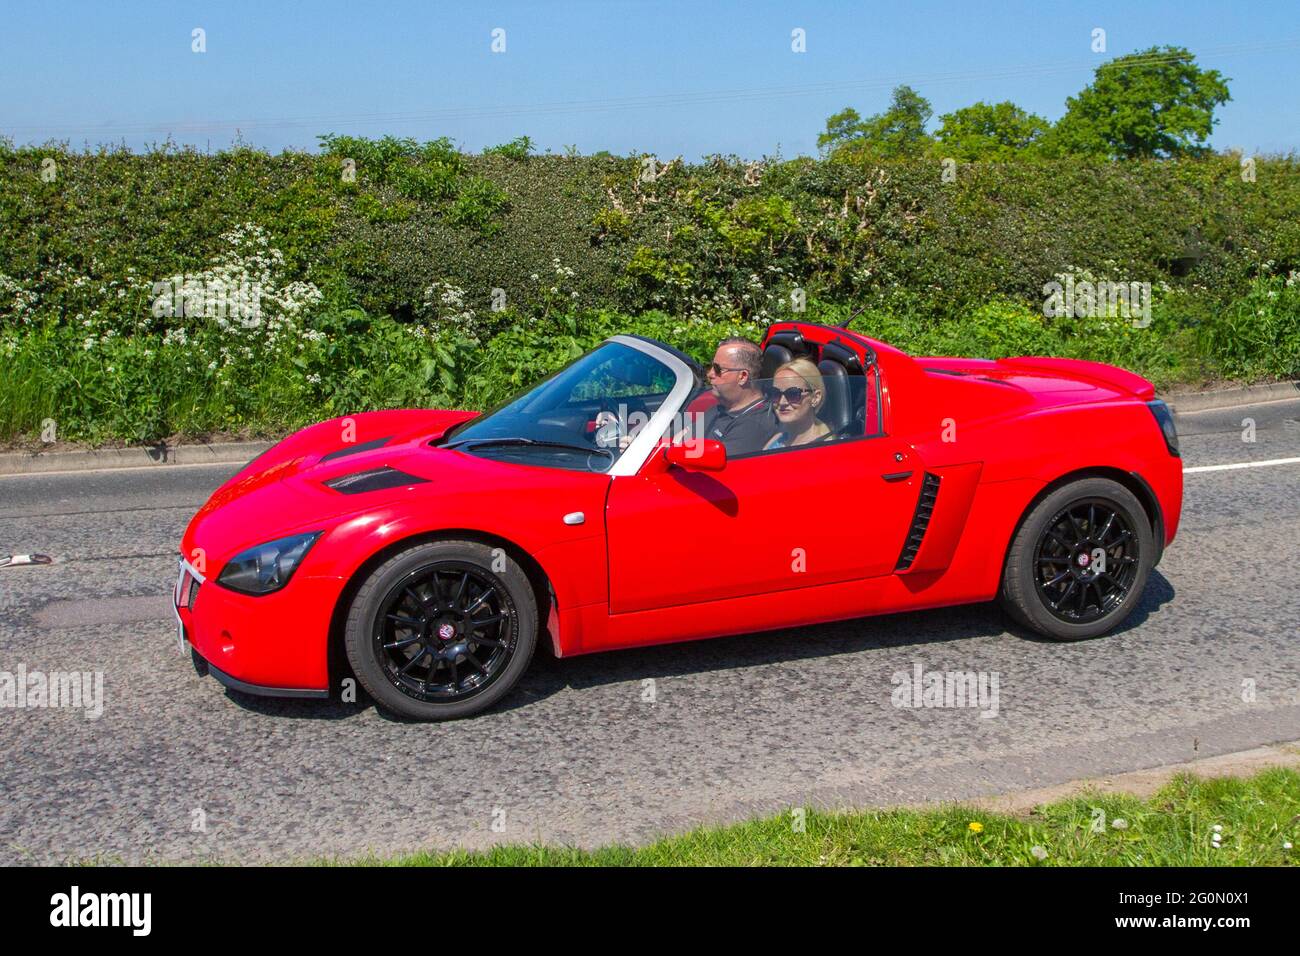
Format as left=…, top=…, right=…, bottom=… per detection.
left=773, top=357, right=825, bottom=402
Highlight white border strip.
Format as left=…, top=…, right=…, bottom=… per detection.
left=1184, top=456, right=1300, bottom=474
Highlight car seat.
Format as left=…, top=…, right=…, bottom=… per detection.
left=759, top=330, right=814, bottom=379
left=817, top=340, right=867, bottom=439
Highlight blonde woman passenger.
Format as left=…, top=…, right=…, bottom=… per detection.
left=763, top=358, right=831, bottom=450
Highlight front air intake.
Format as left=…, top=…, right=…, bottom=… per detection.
left=895, top=473, right=941, bottom=571
left=324, top=467, right=428, bottom=494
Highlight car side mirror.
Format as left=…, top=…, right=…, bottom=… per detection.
left=664, top=439, right=726, bottom=472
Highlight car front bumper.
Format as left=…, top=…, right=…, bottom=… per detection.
left=187, top=647, right=329, bottom=699
left=173, top=556, right=339, bottom=697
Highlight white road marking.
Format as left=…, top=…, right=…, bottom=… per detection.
left=1184, top=456, right=1300, bottom=474
left=0, top=459, right=245, bottom=480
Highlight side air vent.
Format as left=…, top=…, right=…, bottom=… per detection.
left=318, top=436, right=392, bottom=463
left=324, top=467, right=428, bottom=495
left=895, top=473, right=941, bottom=571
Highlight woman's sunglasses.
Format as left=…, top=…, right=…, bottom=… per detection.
left=767, top=385, right=811, bottom=405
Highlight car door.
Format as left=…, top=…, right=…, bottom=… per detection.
left=604, top=436, right=923, bottom=614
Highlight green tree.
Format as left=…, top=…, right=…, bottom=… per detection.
left=1045, top=46, right=1230, bottom=158
left=935, top=101, right=1050, bottom=160
left=820, top=85, right=934, bottom=160
left=817, top=107, right=868, bottom=152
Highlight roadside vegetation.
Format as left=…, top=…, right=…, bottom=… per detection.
left=2, top=46, right=1298, bottom=445
left=347, top=767, right=1300, bottom=867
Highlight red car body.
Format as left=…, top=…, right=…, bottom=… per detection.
left=175, top=321, right=1181, bottom=700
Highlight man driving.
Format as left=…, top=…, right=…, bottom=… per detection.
left=698, top=337, right=777, bottom=455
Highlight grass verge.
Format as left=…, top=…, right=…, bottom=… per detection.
left=340, top=768, right=1300, bottom=866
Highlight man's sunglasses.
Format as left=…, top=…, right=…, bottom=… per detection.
left=708, top=363, right=747, bottom=376
left=767, top=385, right=811, bottom=405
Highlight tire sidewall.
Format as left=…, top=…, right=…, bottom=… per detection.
left=345, top=540, right=537, bottom=720
left=1005, top=478, right=1154, bottom=641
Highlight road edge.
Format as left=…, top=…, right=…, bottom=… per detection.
left=0, top=440, right=272, bottom=476
left=963, top=740, right=1300, bottom=816
left=1163, top=380, right=1299, bottom=413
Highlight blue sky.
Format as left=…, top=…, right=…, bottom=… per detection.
left=1, top=0, right=1297, bottom=158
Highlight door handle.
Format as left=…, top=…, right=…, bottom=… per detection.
left=881, top=470, right=913, bottom=482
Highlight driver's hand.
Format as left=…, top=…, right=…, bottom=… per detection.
left=594, top=411, right=641, bottom=451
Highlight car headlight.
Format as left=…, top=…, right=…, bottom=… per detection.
left=1146, top=400, right=1180, bottom=458
left=216, top=532, right=322, bottom=596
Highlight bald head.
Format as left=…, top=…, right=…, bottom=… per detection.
left=718, top=338, right=762, bottom=381
left=709, top=337, right=764, bottom=410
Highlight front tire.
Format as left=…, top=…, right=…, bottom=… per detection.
left=1000, top=478, right=1153, bottom=641
left=344, top=540, right=537, bottom=720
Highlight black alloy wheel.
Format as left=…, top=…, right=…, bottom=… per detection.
left=1033, top=499, right=1141, bottom=624
left=345, top=540, right=538, bottom=720
left=376, top=562, right=515, bottom=702
left=1000, top=477, right=1154, bottom=641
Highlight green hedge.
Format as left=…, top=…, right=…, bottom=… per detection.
left=4, top=140, right=1300, bottom=325
left=1, top=139, right=1298, bottom=444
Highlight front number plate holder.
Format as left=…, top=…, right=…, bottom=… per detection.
left=173, top=559, right=188, bottom=655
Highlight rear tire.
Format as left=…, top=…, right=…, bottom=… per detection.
left=344, top=540, right=537, bottom=720
left=1000, top=478, right=1153, bottom=641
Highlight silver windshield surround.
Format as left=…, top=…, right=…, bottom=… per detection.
left=605, top=335, right=697, bottom=477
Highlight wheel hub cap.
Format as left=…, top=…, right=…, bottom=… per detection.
left=1033, top=499, right=1141, bottom=624
left=374, top=562, right=515, bottom=703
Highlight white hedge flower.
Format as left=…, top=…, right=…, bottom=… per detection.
left=140, top=223, right=322, bottom=345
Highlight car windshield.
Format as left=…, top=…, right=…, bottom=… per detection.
left=439, top=341, right=684, bottom=473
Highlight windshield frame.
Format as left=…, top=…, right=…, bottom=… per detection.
left=605, top=335, right=699, bottom=476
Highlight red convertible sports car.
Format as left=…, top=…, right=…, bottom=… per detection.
left=174, top=320, right=1182, bottom=719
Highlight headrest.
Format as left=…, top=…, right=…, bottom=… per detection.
left=816, top=359, right=854, bottom=433
left=760, top=344, right=794, bottom=378
left=820, top=340, right=864, bottom=374
left=760, top=330, right=812, bottom=378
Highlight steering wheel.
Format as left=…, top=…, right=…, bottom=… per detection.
left=591, top=396, right=649, bottom=449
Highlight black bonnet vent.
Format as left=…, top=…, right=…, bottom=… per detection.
left=324, top=467, right=428, bottom=494
left=318, top=436, right=392, bottom=463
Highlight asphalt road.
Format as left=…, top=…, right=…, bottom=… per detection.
left=1, top=399, right=1298, bottom=864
